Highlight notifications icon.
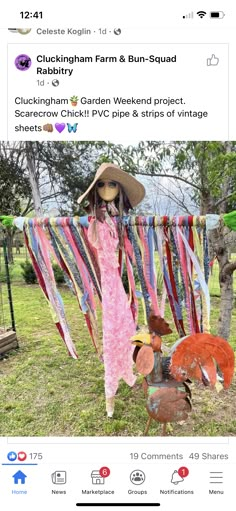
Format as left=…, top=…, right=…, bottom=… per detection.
left=171, top=470, right=184, bottom=484
left=171, top=466, right=189, bottom=484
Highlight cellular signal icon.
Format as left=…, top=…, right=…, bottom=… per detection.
left=197, top=11, right=207, bottom=18
left=183, top=12, right=194, bottom=19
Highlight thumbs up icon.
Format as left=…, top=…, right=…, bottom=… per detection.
left=207, top=54, right=219, bottom=66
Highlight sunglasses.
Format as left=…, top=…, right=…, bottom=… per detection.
left=97, top=181, right=118, bottom=189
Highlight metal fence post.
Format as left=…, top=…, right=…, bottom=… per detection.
left=3, top=238, right=16, bottom=333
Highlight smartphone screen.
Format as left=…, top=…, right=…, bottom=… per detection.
left=0, top=2, right=235, bottom=510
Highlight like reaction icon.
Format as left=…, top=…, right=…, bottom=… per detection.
left=207, top=54, right=219, bottom=66
left=7, top=451, right=17, bottom=462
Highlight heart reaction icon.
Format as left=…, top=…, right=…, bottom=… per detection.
left=18, top=452, right=27, bottom=462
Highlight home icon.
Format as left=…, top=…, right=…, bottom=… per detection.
left=91, top=470, right=105, bottom=485
left=13, top=470, right=27, bottom=484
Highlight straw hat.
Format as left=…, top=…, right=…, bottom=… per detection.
left=77, top=163, right=145, bottom=208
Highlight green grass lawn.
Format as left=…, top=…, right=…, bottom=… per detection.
left=0, top=255, right=235, bottom=437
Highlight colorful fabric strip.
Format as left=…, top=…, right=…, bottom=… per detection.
left=15, top=215, right=212, bottom=359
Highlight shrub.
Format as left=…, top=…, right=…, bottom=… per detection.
left=20, top=260, right=65, bottom=285
left=122, top=264, right=139, bottom=293
left=20, top=260, right=37, bottom=284
left=52, top=264, right=65, bottom=285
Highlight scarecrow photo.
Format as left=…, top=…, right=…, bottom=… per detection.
left=0, top=141, right=235, bottom=436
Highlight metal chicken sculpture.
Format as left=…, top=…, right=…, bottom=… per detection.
left=131, top=315, right=235, bottom=436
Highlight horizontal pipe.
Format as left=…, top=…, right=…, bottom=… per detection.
left=20, top=215, right=206, bottom=228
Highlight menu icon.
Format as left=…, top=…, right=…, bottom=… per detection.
left=209, top=471, right=223, bottom=483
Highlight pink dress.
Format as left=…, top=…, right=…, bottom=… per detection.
left=88, top=218, right=136, bottom=398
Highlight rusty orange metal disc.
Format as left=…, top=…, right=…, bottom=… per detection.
left=136, top=345, right=154, bottom=376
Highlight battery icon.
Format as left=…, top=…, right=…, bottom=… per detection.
left=210, top=11, right=225, bottom=18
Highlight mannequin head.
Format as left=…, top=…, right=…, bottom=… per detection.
left=77, top=163, right=146, bottom=213
left=78, top=163, right=145, bottom=249
left=87, top=181, right=132, bottom=217
left=96, top=179, right=120, bottom=202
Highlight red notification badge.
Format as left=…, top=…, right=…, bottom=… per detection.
left=178, top=466, right=189, bottom=478
left=99, top=466, right=110, bottom=478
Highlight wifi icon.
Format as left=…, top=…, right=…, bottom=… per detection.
left=197, top=10, right=207, bottom=18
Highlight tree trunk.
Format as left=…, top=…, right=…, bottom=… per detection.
left=25, top=142, right=43, bottom=216
left=218, top=268, right=233, bottom=339
left=208, top=221, right=234, bottom=339
left=218, top=142, right=233, bottom=215
left=199, top=143, right=235, bottom=339
left=199, top=191, right=214, bottom=216
left=6, top=228, right=14, bottom=264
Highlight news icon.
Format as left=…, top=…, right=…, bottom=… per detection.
left=51, top=471, right=67, bottom=484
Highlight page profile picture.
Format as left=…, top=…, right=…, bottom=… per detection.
left=14, top=54, right=32, bottom=71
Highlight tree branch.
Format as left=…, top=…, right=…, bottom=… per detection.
left=40, top=192, right=62, bottom=202
left=135, top=170, right=202, bottom=191
left=21, top=198, right=33, bottom=216
left=151, top=178, right=197, bottom=215
left=215, top=191, right=236, bottom=208
left=222, top=261, right=236, bottom=276
left=158, top=185, right=193, bottom=215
